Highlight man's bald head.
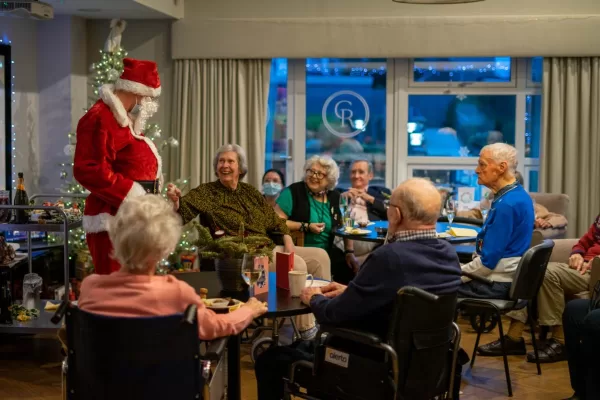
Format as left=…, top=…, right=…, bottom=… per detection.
left=390, top=178, right=442, bottom=226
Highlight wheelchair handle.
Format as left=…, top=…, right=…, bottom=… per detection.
left=51, top=301, right=69, bottom=325
left=397, top=286, right=439, bottom=302
left=183, top=304, right=198, bottom=325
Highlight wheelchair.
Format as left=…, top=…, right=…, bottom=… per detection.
left=52, top=302, right=228, bottom=400
left=284, top=287, right=463, bottom=400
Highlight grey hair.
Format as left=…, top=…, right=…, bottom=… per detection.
left=213, top=144, right=248, bottom=179
left=350, top=159, right=373, bottom=174
left=304, top=155, right=340, bottom=190
left=515, top=171, right=524, bottom=185
left=482, top=143, right=518, bottom=174
left=396, top=178, right=441, bottom=225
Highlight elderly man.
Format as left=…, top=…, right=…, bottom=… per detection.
left=254, top=178, right=462, bottom=400
left=74, top=58, right=163, bottom=275
left=459, top=143, right=534, bottom=299
left=478, top=215, right=600, bottom=362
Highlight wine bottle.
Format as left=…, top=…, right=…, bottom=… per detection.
left=13, top=172, right=29, bottom=224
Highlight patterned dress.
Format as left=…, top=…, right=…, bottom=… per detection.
left=179, top=180, right=291, bottom=249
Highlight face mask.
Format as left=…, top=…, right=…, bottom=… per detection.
left=130, top=99, right=142, bottom=116
left=263, top=182, right=282, bottom=196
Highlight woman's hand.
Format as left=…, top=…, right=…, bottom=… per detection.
left=569, top=253, right=585, bottom=270
left=309, top=222, right=326, bottom=234
left=535, top=218, right=552, bottom=229
left=166, top=183, right=181, bottom=211
left=283, top=234, right=295, bottom=254
left=345, top=253, right=360, bottom=274
left=243, top=297, right=268, bottom=319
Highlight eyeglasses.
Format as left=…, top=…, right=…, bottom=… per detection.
left=306, top=169, right=326, bottom=180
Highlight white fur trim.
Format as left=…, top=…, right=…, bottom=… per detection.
left=83, top=213, right=113, bottom=233
left=98, top=85, right=163, bottom=181
left=115, top=78, right=161, bottom=98
left=100, top=84, right=129, bottom=127
left=127, top=181, right=147, bottom=198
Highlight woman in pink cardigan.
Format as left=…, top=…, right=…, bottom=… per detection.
left=78, top=195, right=267, bottom=340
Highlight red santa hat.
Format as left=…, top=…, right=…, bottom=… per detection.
left=114, top=58, right=161, bottom=98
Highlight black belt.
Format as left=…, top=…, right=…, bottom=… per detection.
left=136, top=180, right=160, bottom=194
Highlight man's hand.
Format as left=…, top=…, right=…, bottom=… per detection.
left=348, top=188, right=375, bottom=204
left=166, top=183, right=181, bottom=211
left=300, top=287, right=323, bottom=305
left=345, top=253, right=360, bottom=274
left=578, top=261, right=591, bottom=275
left=569, top=253, right=585, bottom=270
left=535, top=218, right=552, bottom=229
left=242, top=297, right=268, bottom=319
left=321, top=282, right=347, bottom=298
left=309, top=222, right=326, bottom=234
left=283, top=235, right=295, bottom=254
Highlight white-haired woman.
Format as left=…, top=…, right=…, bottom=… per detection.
left=78, top=195, right=267, bottom=340
left=276, top=155, right=356, bottom=286
left=166, top=144, right=331, bottom=340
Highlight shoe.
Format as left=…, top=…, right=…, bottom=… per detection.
left=299, top=325, right=319, bottom=341
left=527, top=338, right=567, bottom=363
left=562, top=394, right=580, bottom=400
left=477, top=336, right=526, bottom=356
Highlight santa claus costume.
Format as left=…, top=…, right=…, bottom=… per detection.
left=74, top=58, right=163, bottom=274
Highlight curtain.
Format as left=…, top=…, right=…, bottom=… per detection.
left=169, top=59, right=271, bottom=189
left=541, top=58, right=600, bottom=237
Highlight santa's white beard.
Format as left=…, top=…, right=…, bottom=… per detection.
left=132, top=98, right=159, bottom=135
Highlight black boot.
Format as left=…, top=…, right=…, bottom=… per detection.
left=477, top=336, right=526, bottom=356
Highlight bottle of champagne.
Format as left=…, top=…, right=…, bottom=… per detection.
left=13, top=172, right=29, bottom=224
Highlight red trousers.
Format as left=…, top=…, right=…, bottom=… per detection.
left=86, top=232, right=121, bottom=275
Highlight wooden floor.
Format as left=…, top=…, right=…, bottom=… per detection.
left=0, top=316, right=573, bottom=400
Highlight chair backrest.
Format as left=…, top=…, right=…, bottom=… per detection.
left=66, top=305, right=202, bottom=400
left=509, top=239, right=555, bottom=301
left=387, top=287, right=458, bottom=400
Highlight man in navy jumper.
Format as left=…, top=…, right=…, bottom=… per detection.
left=459, top=143, right=534, bottom=299
left=254, top=178, right=462, bottom=400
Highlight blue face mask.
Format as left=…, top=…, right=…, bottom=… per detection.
left=263, top=182, right=282, bottom=197
left=130, top=102, right=141, bottom=116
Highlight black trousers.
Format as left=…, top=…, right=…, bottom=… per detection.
left=563, top=299, right=600, bottom=399
left=329, top=246, right=355, bottom=285
left=457, top=280, right=511, bottom=299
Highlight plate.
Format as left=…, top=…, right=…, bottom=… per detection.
left=437, top=232, right=451, bottom=238
left=203, top=298, right=243, bottom=312
left=306, top=279, right=331, bottom=288
left=345, top=228, right=371, bottom=235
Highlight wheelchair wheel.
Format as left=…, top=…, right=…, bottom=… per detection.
left=251, top=337, right=275, bottom=363
left=469, top=313, right=498, bottom=333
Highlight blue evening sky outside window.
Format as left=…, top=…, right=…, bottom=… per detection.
left=413, top=57, right=512, bottom=83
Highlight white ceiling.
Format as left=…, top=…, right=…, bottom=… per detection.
left=45, top=0, right=179, bottom=19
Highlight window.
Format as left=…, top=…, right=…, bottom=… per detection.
left=264, top=58, right=288, bottom=177
left=525, top=95, right=541, bottom=158
left=529, top=57, right=543, bottom=86
left=528, top=169, right=539, bottom=193
left=410, top=168, right=486, bottom=201
left=305, top=58, right=387, bottom=187
left=407, top=95, right=516, bottom=157
left=412, top=57, right=513, bottom=85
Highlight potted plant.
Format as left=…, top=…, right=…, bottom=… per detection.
left=192, top=222, right=273, bottom=292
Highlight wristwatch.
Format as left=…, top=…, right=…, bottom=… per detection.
left=344, top=249, right=355, bottom=255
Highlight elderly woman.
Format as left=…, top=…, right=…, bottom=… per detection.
left=276, top=155, right=357, bottom=286
left=167, top=144, right=330, bottom=340
left=460, top=143, right=534, bottom=299
left=79, top=195, right=267, bottom=339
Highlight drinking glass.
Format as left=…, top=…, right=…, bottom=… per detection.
left=240, top=254, right=264, bottom=296
left=339, top=195, right=350, bottom=228
left=445, top=199, right=457, bottom=230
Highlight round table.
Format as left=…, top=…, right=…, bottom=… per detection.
left=334, top=220, right=481, bottom=244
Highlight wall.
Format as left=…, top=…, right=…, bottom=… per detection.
left=173, top=0, right=600, bottom=58
left=0, top=18, right=40, bottom=194
left=86, top=19, right=174, bottom=178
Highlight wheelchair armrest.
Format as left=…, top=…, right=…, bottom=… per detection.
left=398, top=286, right=439, bottom=302
left=462, top=271, right=494, bottom=286
left=319, top=325, right=382, bottom=346
left=204, top=336, right=228, bottom=361
left=50, top=301, right=69, bottom=325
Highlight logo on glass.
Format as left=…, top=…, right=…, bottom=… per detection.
left=321, top=90, right=370, bottom=138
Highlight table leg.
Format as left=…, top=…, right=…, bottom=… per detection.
left=227, top=334, right=241, bottom=400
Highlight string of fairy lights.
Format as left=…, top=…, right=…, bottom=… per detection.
left=1, top=38, right=16, bottom=192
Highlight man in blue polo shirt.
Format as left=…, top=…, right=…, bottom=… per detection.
left=460, top=143, right=534, bottom=299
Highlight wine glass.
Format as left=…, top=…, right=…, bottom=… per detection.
left=240, top=254, right=264, bottom=296
left=445, top=199, right=457, bottom=230
left=339, top=195, right=350, bottom=228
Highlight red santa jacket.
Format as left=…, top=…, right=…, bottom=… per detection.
left=74, top=85, right=162, bottom=234
left=571, top=214, right=600, bottom=261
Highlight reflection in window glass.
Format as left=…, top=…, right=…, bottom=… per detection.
left=407, top=95, right=516, bottom=157
left=530, top=57, right=543, bottom=84
left=413, top=57, right=512, bottom=83
left=529, top=169, right=539, bottom=193
left=264, top=58, right=288, bottom=176
left=525, top=95, right=541, bottom=158
left=0, top=53, right=5, bottom=189
left=305, top=58, right=387, bottom=187
left=412, top=168, right=487, bottom=201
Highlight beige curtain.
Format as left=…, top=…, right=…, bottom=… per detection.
left=541, top=58, right=600, bottom=237
left=169, top=59, right=271, bottom=188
